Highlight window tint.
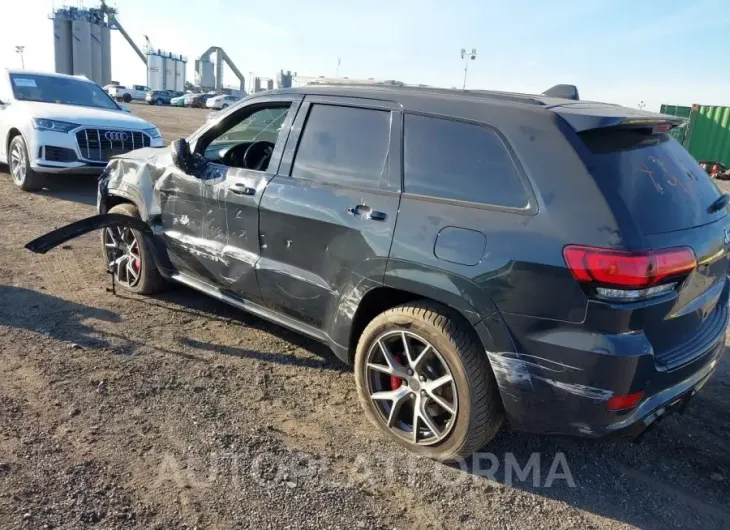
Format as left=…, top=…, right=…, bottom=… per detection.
left=292, top=104, right=391, bottom=189
left=581, top=130, right=723, bottom=235
left=209, top=105, right=290, bottom=146
left=404, top=114, right=527, bottom=208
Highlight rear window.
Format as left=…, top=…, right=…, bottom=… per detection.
left=581, top=129, right=723, bottom=235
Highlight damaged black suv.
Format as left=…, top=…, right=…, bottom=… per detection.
left=29, top=84, right=729, bottom=460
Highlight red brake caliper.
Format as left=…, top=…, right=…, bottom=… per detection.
left=390, top=354, right=404, bottom=390
left=131, top=241, right=140, bottom=271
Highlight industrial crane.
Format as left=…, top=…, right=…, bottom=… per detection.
left=196, top=47, right=246, bottom=93
left=99, top=0, right=146, bottom=65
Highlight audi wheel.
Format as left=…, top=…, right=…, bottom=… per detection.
left=8, top=136, right=43, bottom=191
left=354, top=301, right=503, bottom=461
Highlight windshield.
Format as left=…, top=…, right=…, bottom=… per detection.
left=10, top=74, right=120, bottom=110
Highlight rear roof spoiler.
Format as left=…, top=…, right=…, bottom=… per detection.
left=541, top=84, right=579, bottom=101
left=544, top=102, right=687, bottom=133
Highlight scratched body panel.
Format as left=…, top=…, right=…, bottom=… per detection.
left=100, top=148, right=203, bottom=276
left=257, top=177, right=399, bottom=330
left=255, top=97, right=402, bottom=333
left=214, top=166, right=274, bottom=302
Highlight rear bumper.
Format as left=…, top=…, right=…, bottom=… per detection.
left=479, top=289, right=728, bottom=439
left=600, top=347, right=720, bottom=440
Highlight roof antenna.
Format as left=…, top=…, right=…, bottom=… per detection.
left=542, top=84, right=579, bottom=101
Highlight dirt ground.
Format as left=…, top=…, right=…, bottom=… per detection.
left=0, top=104, right=728, bottom=530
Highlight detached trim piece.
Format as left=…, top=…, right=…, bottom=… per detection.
left=25, top=214, right=153, bottom=254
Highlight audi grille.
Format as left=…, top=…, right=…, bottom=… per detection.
left=75, top=128, right=151, bottom=162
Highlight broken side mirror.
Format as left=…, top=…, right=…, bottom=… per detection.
left=170, top=138, right=190, bottom=172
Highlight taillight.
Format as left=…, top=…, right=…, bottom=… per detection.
left=563, top=245, right=696, bottom=301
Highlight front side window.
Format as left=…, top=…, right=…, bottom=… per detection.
left=203, top=104, right=291, bottom=171
left=210, top=106, right=290, bottom=146
left=291, top=104, right=391, bottom=189
left=10, top=74, right=119, bottom=110
left=404, top=114, right=527, bottom=208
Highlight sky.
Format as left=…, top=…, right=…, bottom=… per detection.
left=1, top=0, right=729, bottom=111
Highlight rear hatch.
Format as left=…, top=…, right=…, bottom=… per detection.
left=556, top=103, right=730, bottom=369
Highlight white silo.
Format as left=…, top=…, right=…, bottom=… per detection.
left=72, top=19, right=92, bottom=79
left=101, top=24, right=112, bottom=86
left=147, top=52, right=164, bottom=90
left=174, top=58, right=186, bottom=92
left=164, top=56, right=175, bottom=90
left=53, top=17, right=73, bottom=75
left=90, top=22, right=103, bottom=85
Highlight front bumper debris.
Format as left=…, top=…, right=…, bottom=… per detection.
left=25, top=214, right=153, bottom=254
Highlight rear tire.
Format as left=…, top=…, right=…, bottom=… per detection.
left=354, top=301, right=503, bottom=461
left=122, top=93, right=132, bottom=103
left=156, top=98, right=163, bottom=106
left=101, top=203, right=167, bottom=295
left=8, top=136, right=44, bottom=191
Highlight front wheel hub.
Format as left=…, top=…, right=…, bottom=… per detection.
left=103, top=226, right=142, bottom=288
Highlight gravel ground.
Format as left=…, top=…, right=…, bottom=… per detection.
left=0, top=105, right=728, bottom=530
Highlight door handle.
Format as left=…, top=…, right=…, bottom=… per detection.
left=347, top=204, right=387, bottom=221
left=230, top=183, right=256, bottom=196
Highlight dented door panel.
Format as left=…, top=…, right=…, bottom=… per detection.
left=157, top=161, right=227, bottom=282
left=256, top=98, right=402, bottom=331
left=209, top=167, right=273, bottom=302
left=257, top=178, right=400, bottom=329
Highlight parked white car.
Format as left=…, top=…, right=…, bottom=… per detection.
left=205, top=94, right=239, bottom=110
left=108, top=84, right=151, bottom=103
left=0, top=70, right=163, bottom=191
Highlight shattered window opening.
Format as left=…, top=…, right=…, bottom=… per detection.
left=210, top=106, right=290, bottom=147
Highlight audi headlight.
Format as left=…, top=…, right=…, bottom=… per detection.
left=32, top=118, right=79, bottom=133
left=144, top=127, right=162, bottom=139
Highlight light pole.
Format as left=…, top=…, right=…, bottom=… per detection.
left=15, top=46, right=25, bottom=69
left=460, top=48, right=476, bottom=90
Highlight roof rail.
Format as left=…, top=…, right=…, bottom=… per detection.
left=541, top=84, right=579, bottom=101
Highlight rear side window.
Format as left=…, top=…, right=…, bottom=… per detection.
left=292, top=104, right=391, bottom=189
left=581, top=130, right=722, bottom=235
left=404, top=114, right=527, bottom=208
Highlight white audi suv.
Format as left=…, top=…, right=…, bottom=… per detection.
left=0, top=70, right=163, bottom=191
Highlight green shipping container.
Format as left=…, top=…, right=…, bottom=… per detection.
left=685, top=105, right=730, bottom=168
left=659, top=104, right=692, bottom=118
left=659, top=104, right=691, bottom=144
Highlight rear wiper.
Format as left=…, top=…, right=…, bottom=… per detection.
left=708, top=194, right=730, bottom=213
